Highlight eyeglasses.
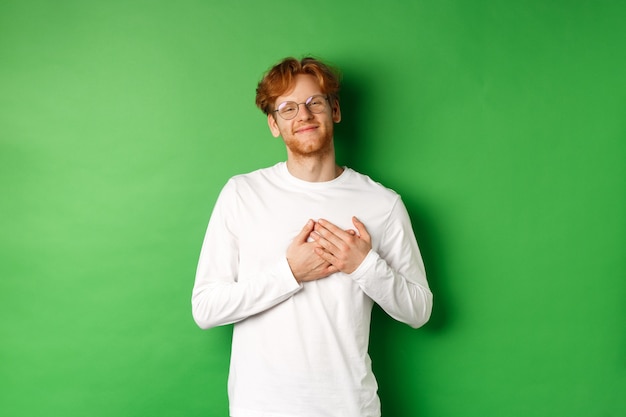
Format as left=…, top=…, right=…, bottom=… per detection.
left=273, top=95, right=329, bottom=120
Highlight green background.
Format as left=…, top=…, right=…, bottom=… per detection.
left=1, top=1, right=624, bottom=416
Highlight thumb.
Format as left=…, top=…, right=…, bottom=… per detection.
left=296, top=219, right=315, bottom=242
left=352, top=216, right=371, bottom=243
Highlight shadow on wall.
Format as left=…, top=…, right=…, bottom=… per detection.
left=336, top=69, right=449, bottom=415
left=370, top=195, right=449, bottom=416
left=334, top=73, right=366, bottom=175
left=335, top=71, right=448, bottom=330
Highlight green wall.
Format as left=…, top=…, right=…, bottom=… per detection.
left=1, top=1, right=624, bottom=416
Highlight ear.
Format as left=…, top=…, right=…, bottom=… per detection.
left=332, top=99, right=341, bottom=123
left=267, top=113, right=281, bottom=138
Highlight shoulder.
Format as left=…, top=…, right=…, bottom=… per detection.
left=225, top=163, right=283, bottom=189
left=343, top=168, right=400, bottom=202
left=213, top=164, right=283, bottom=215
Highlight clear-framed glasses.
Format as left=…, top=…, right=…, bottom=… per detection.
left=273, top=95, right=329, bottom=120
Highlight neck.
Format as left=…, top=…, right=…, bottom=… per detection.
left=285, top=152, right=343, bottom=182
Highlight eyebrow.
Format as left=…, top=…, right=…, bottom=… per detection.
left=277, top=93, right=324, bottom=103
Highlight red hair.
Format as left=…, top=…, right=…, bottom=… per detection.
left=255, top=57, right=341, bottom=115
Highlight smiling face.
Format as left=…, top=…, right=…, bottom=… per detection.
left=267, top=74, right=341, bottom=160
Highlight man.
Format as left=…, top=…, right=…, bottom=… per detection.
left=192, top=57, right=432, bottom=417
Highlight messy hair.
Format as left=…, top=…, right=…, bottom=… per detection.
left=255, top=57, right=341, bottom=115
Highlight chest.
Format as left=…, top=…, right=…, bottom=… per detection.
left=234, top=186, right=389, bottom=271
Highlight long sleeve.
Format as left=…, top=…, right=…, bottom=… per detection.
left=191, top=180, right=302, bottom=329
left=348, top=196, right=433, bottom=328
left=190, top=164, right=432, bottom=417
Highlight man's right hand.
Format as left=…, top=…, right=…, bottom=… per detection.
left=286, top=219, right=338, bottom=283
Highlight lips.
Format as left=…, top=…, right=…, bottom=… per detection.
left=294, top=125, right=318, bottom=134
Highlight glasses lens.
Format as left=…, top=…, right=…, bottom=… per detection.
left=306, top=96, right=327, bottom=114
left=277, top=102, right=298, bottom=119
left=275, top=96, right=328, bottom=119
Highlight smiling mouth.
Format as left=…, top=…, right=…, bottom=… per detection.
left=295, top=125, right=318, bottom=134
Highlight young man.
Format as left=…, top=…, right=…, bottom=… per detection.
left=192, top=57, right=433, bottom=417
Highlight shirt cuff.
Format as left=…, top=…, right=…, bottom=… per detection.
left=276, top=257, right=304, bottom=291
left=347, top=249, right=378, bottom=282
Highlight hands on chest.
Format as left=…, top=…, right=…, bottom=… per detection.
left=286, top=217, right=372, bottom=283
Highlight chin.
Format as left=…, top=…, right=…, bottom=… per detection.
left=288, top=138, right=334, bottom=158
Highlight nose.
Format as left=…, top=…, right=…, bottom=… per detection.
left=296, top=103, right=314, bottom=120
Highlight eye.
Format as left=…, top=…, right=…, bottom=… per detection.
left=279, top=102, right=297, bottom=114
left=307, top=96, right=326, bottom=112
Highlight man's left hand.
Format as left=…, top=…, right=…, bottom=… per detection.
left=311, top=217, right=372, bottom=274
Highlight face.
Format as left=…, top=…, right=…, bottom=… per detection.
left=267, top=74, right=341, bottom=160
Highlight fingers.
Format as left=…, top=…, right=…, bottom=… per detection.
left=314, top=219, right=347, bottom=247
left=311, top=217, right=372, bottom=274
left=314, top=246, right=336, bottom=264
left=352, top=216, right=371, bottom=243
left=317, top=218, right=342, bottom=234
left=287, top=219, right=341, bottom=282
left=314, top=218, right=363, bottom=248
left=326, top=264, right=339, bottom=275
left=290, top=217, right=371, bottom=276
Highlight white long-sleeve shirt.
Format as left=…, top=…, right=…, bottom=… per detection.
left=192, top=162, right=432, bottom=417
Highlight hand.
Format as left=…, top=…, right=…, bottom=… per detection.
left=286, top=220, right=338, bottom=283
left=311, top=217, right=372, bottom=274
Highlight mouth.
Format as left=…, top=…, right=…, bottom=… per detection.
left=294, top=125, right=318, bottom=134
